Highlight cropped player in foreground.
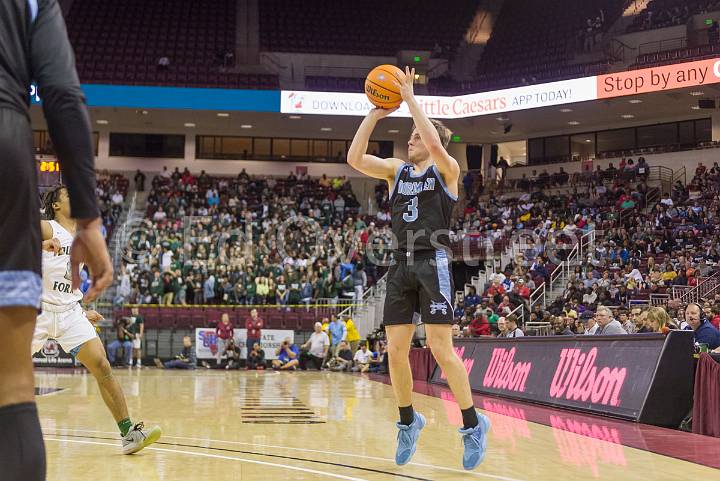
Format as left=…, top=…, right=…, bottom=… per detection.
left=347, top=67, right=490, bottom=470
left=0, top=1, right=113, bottom=479
left=38, top=186, right=161, bottom=454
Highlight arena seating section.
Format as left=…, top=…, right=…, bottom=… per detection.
left=454, top=159, right=720, bottom=335
left=114, top=305, right=338, bottom=331
left=632, top=43, right=720, bottom=69
left=65, top=0, right=278, bottom=89
left=258, top=0, right=477, bottom=56
left=466, top=0, right=626, bottom=92
left=626, top=0, right=720, bottom=33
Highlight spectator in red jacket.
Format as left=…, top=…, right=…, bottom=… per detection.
left=245, top=308, right=264, bottom=355
left=712, top=307, right=720, bottom=330
left=215, top=313, right=234, bottom=366
left=517, top=279, right=530, bottom=299
left=469, top=315, right=490, bottom=337
left=484, top=279, right=506, bottom=300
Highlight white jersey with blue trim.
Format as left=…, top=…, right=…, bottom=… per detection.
left=42, top=220, right=83, bottom=306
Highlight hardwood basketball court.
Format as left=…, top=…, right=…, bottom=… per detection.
left=36, top=368, right=719, bottom=480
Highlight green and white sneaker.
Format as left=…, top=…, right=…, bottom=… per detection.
left=122, top=422, right=162, bottom=455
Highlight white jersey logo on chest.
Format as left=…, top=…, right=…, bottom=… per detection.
left=397, top=177, right=435, bottom=196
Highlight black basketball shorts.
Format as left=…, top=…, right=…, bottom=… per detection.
left=383, top=250, right=454, bottom=325
left=0, top=108, right=42, bottom=309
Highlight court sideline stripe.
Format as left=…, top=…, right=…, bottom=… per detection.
left=46, top=433, right=433, bottom=481
left=43, top=437, right=370, bottom=481
left=44, top=427, right=523, bottom=481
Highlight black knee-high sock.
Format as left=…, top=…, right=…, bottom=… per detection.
left=0, top=402, right=46, bottom=481
left=399, top=405, right=415, bottom=426
left=461, top=406, right=479, bottom=429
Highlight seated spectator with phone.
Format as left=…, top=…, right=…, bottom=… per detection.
left=272, top=338, right=300, bottom=370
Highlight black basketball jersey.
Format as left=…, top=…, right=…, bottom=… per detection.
left=390, top=163, right=457, bottom=254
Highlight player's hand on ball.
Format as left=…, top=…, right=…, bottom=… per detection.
left=368, top=106, right=398, bottom=119
left=394, top=66, right=415, bottom=101
left=42, top=238, right=62, bottom=254
left=71, top=217, right=113, bottom=302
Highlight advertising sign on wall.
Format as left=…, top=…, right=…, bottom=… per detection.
left=430, top=331, right=694, bottom=426
left=195, top=328, right=295, bottom=359
left=32, top=339, right=80, bottom=367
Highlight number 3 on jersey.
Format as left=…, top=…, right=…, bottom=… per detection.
left=403, top=196, right=419, bottom=222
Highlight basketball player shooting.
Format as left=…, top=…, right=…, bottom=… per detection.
left=38, top=186, right=161, bottom=454
left=347, top=67, right=490, bottom=470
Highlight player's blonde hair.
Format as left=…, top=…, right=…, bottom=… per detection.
left=412, top=119, right=453, bottom=148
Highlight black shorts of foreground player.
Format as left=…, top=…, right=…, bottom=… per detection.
left=347, top=66, right=490, bottom=470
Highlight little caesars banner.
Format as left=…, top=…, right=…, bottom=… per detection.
left=195, top=328, right=295, bottom=359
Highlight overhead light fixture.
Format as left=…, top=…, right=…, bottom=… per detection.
left=621, top=114, right=635, bottom=119
left=288, top=115, right=302, bottom=119
left=141, top=110, right=149, bottom=115
left=689, top=91, right=705, bottom=96
left=388, top=129, right=400, bottom=133
left=496, top=116, right=509, bottom=121
left=559, top=108, right=573, bottom=113
left=585, top=139, right=592, bottom=143
left=568, top=121, right=580, bottom=125
left=96, top=119, right=109, bottom=125
left=691, top=105, right=701, bottom=110
left=217, top=112, right=230, bottom=117
left=184, top=122, right=196, bottom=127
left=240, top=124, right=252, bottom=129
left=320, top=127, right=332, bottom=131
left=628, top=99, right=643, bottom=104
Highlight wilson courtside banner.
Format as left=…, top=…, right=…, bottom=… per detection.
left=430, top=331, right=694, bottom=426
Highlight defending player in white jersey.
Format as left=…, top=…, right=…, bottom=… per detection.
left=37, top=186, right=161, bottom=454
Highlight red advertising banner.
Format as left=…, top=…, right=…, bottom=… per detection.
left=597, top=58, right=720, bottom=99
left=430, top=331, right=695, bottom=427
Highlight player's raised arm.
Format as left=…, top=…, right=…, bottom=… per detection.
left=347, top=108, right=404, bottom=183
left=395, top=67, right=460, bottom=189
left=30, top=0, right=113, bottom=301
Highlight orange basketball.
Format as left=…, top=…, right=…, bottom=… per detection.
left=365, top=64, right=403, bottom=109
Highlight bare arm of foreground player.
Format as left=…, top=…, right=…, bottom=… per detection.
left=395, top=66, right=460, bottom=195
left=31, top=0, right=112, bottom=301
left=347, top=108, right=405, bottom=190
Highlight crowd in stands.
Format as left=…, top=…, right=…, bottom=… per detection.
left=116, top=169, right=392, bottom=306
left=626, top=0, right=720, bottom=33
left=96, top=171, right=129, bottom=242
left=450, top=159, right=720, bottom=352
left=147, top=311, right=388, bottom=372
left=454, top=299, right=720, bottom=350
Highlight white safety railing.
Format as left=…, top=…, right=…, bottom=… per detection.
left=528, top=230, right=590, bottom=311
left=336, top=274, right=387, bottom=339
left=674, top=272, right=720, bottom=304
left=579, top=230, right=596, bottom=261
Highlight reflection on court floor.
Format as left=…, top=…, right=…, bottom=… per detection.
left=36, top=369, right=719, bottom=481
